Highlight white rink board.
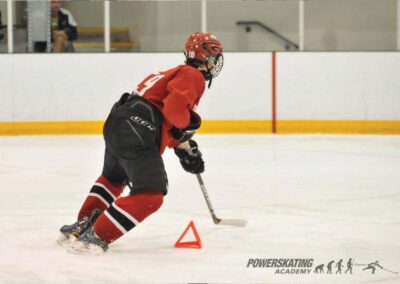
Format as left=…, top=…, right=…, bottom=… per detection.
left=1, top=52, right=400, bottom=123
left=0, top=56, right=14, bottom=121
left=197, top=52, right=271, bottom=119
left=0, top=53, right=270, bottom=121
left=277, top=52, right=400, bottom=120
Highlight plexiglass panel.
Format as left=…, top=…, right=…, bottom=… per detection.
left=109, top=0, right=201, bottom=52
left=11, top=0, right=103, bottom=53
left=304, top=0, right=397, bottom=51
left=0, top=1, right=7, bottom=53
left=2, top=0, right=399, bottom=53
left=62, top=0, right=104, bottom=53
left=207, top=0, right=299, bottom=51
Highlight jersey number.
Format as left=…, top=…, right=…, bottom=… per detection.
left=136, top=73, right=165, bottom=96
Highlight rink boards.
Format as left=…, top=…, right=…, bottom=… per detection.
left=0, top=52, right=399, bottom=135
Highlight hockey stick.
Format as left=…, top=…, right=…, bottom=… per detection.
left=382, top=268, right=399, bottom=274
left=196, top=174, right=247, bottom=227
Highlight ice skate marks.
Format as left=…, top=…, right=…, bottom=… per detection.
left=56, top=233, right=79, bottom=249
left=67, top=240, right=105, bottom=255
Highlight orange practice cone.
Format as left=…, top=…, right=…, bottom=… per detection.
left=175, top=220, right=202, bottom=249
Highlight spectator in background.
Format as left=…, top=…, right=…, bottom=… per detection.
left=0, top=10, right=4, bottom=41
left=35, top=0, right=78, bottom=52
left=50, top=0, right=78, bottom=52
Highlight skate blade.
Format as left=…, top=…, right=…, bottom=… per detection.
left=67, top=241, right=105, bottom=255
left=57, top=233, right=78, bottom=248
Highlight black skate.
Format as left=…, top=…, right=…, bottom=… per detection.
left=68, top=226, right=108, bottom=255
left=57, top=209, right=102, bottom=247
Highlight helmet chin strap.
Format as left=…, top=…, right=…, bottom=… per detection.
left=207, top=77, right=213, bottom=89
left=200, top=70, right=213, bottom=88
left=200, top=58, right=214, bottom=88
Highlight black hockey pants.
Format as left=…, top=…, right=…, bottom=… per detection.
left=102, top=94, right=168, bottom=195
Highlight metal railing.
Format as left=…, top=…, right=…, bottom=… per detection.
left=237, top=20, right=299, bottom=51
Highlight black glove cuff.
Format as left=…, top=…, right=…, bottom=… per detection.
left=174, top=140, right=200, bottom=157
left=172, top=128, right=195, bottom=143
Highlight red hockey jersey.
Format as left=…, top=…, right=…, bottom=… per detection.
left=134, top=65, right=205, bottom=154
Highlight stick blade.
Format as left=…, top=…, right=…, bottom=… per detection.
left=217, top=219, right=247, bottom=227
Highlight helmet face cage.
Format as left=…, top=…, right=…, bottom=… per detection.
left=209, top=53, right=224, bottom=78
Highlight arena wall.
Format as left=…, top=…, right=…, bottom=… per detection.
left=0, top=52, right=399, bottom=135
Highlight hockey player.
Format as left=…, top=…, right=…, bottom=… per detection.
left=58, top=32, right=224, bottom=253
left=363, top=261, right=383, bottom=274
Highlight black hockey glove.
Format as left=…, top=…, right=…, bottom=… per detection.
left=172, top=111, right=201, bottom=143
left=174, top=140, right=204, bottom=174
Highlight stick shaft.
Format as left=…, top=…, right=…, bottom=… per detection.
left=196, top=174, right=247, bottom=227
left=196, top=174, right=220, bottom=224
left=383, top=268, right=399, bottom=274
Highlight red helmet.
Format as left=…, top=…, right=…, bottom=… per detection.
left=184, top=32, right=224, bottom=78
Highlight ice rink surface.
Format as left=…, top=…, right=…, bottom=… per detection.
left=0, top=134, right=399, bottom=284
